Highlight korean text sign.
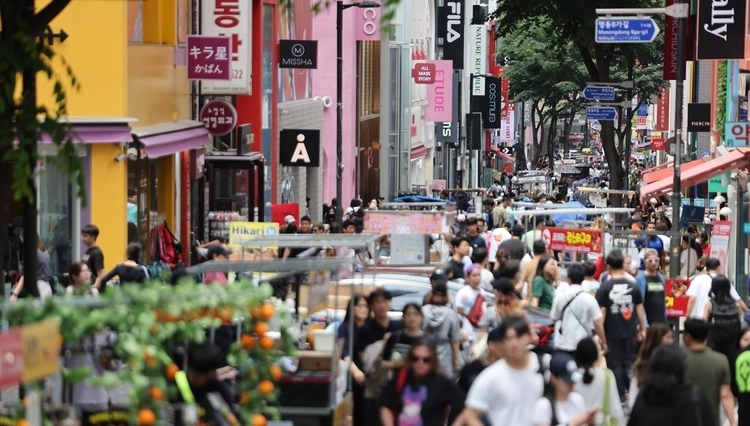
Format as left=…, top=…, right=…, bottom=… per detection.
left=187, top=36, right=231, bottom=80
left=363, top=212, right=445, bottom=235
left=200, top=0, right=252, bottom=94
left=544, top=228, right=603, bottom=253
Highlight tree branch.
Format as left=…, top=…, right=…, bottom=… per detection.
left=30, top=0, right=70, bottom=33
left=576, top=42, right=598, bottom=80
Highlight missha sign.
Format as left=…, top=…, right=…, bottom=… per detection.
left=697, top=0, right=746, bottom=60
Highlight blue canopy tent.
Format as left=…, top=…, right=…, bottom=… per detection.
left=552, top=201, right=589, bottom=224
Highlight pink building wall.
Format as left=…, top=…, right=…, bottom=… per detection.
left=313, top=6, right=358, bottom=206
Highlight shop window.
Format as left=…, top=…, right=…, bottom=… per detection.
left=358, top=41, right=381, bottom=117
left=128, top=0, right=182, bottom=45
left=128, top=157, right=161, bottom=263
left=38, top=157, right=77, bottom=277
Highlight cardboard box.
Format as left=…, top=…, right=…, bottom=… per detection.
left=297, top=350, right=332, bottom=372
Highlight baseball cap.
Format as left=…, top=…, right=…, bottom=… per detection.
left=431, top=280, right=448, bottom=295
left=487, top=326, right=503, bottom=342
left=206, top=245, right=232, bottom=259
left=430, top=269, right=447, bottom=281
left=284, top=215, right=296, bottom=224
left=549, top=352, right=582, bottom=384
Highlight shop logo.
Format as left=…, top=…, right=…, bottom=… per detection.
left=280, top=129, right=320, bottom=167
left=291, top=43, right=305, bottom=57
left=697, top=0, right=746, bottom=59
left=279, top=40, right=318, bottom=69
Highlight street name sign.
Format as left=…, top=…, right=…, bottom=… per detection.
left=583, top=86, right=616, bottom=101
left=586, top=107, right=618, bottom=121
left=595, top=17, right=660, bottom=43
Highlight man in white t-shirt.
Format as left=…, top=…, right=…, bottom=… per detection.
left=550, top=264, right=607, bottom=354
left=453, top=315, right=544, bottom=426
left=686, top=258, right=748, bottom=319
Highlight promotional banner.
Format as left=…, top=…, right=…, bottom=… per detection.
left=697, top=0, right=746, bottom=60
left=500, top=78, right=510, bottom=118
left=544, top=228, right=604, bottom=253
left=364, top=212, right=445, bottom=234
left=655, top=89, right=670, bottom=131
left=471, top=25, right=488, bottom=96
left=355, top=0, right=381, bottom=41
left=665, top=278, right=690, bottom=318
left=426, top=60, right=454, bottom=122
left=439, top=0, right=465, bottom=69
left=200, top=0, right=252, bottom=94
left=483, top=77, right=502, bottom=129
left=709, top=220, right=732, bottom=274
left=228, top=222, right=280, bottom=248
left=500, top=103, right=515, bottom=142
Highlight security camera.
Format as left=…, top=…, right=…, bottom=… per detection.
left=114, top=153, right=127, bottom=162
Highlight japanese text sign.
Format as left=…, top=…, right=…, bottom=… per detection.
left=725, top=122, right=750, bottom=147
left=200, top=0, right=252, bottom=95
left=187, top=36, right=231, bottom=80
left=544, top=228, right=603, bottom=253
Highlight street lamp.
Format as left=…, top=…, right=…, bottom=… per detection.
left=336, top=0, right=380, bottom=224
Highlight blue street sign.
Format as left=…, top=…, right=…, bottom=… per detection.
left=637, top=103, right=648, bottom=117
left=595, top=17, right=661, bottom=43
left=586, top=107, right=618, bottom=121
left=583, top=86, right=616, bottom=101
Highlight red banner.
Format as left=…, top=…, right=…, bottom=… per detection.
left=270, top=203, right=300, bottom=226
left=544, top=228, right=603, bottom=253
left=500, top=77, right=510, bottom=118
left=666, top=278, right=690, bottom=318
left=655, top=89, right=670, bottom=131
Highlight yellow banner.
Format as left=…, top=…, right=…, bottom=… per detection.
left=22, top=319, right=61, bottom=383
left=228, top=222, right=279, bottom=249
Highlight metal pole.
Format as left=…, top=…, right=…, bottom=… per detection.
left=669, top=0, right=685, bottom=278
left=22, top=0, right=39, bottom=298
left=624, top=48, right=633, bottom=195
left=335, top=1, right=344, bottom=224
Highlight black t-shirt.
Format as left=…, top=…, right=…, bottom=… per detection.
left=467, top=234, right=486, bottom=250
left=446, top=258, right=465, bottom=280
left=628, top=385, right=715, bottom=426
left=84, top=246, right=105, bottom=279
left=173, top=377, right=242, bottom=426
left=383, top=331, right=424, bottom=361
left=355, top=318, right=404, bottom=356
left=731, top=346, right=750, bottom=425
left=99, top=264, right=147, bottom=287
left=380, top=371, right=465, bottom=425
left=595, top=277, right=643, bottom=339
left=456, top=359, right=487, bottom=394
left=499, top=239, right=527, bottom=260
left=643, top=274, right=666, bottom=324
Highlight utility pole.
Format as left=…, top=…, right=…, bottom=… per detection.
left=22, top=0, right=39, bottom=297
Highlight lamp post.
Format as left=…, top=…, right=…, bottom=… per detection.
left=336, top=0, right=380, bottom=224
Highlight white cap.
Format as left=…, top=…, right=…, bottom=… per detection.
left=649, top=198, right=657, bottom=204
left=284, top=215, right=295, bottom=224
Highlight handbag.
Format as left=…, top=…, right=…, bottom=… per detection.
left=602, top=370, right=617, bottom=426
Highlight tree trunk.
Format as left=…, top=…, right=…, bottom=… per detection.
left=546, top=116, right=557, bottom=171
left=601, top=120, right=623, bottom=207
left=0, top=165, right=9, bottom=288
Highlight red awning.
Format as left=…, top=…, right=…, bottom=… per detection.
left=491, top=147, right=515, bottom=161
left=641, top=161, right=672, bottom=175
left=640, top=150, right=750, bottom=198
left=643, top=158, right=706, bottom=184
left=410, top=145, right=428, bottom=160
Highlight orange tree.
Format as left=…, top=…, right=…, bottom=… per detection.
left=4, top=280, right=296, bottom=425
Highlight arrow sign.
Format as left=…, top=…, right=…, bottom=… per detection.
left=586, top=107, right=618, bottom=121
left=595, top=17, right=660, bottom=43
left=583, top=86, right=616, bottom=101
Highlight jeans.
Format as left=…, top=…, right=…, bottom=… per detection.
left=605, top=336, right=636, bottom=401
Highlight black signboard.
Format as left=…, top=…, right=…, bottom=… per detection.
left=483, top=77, right=502, bottom=129
left=279, top=40, right=318, bottom=69
left=439, top=0, right=464, bottom=69
left=280, top=129, right=321, bottom=166
left=467, top=113, right=482, bottom=150
left=697, top=0, right=746, bottom=60
left=687, top=103, right=711, bottom=132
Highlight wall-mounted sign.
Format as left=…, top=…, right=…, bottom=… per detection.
left=439, top=0, right=464, bottom=69
left=200, top=0, right=252, bottom=94
left=279, top=40, right=317, bottom=69
left=655, top=89, right=670, bottom=131
left=187, top=35, right=232, bottom=80
left=725, top=121, right=750, bottom=147
left=280, top=129, right=320, bottom=166
left=426, top=60, right=453, bottom=122
left=697, top=0, right=746, bottom=60
left=687, top=103, right=711, bottom=132
left=200, top=99, right=238, bottom=136
left=482, top=77, right=502, bottom=129
left=356, top=1, right=381, bottom=41
left=412, top=63, right=436, bottom=84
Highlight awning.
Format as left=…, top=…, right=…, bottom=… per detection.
left=643, top=158, right=706, bottom=184
left=132, top=120, right=210, bottom=158
left=641, top=161, right=672, bottom=175
left=640, top=150, right=750, bottom=198
left=410, top=145, right=428, bottom=160
left=36, top=117, right=136, bottom=144
left=490, top=146, right=515, bottom=161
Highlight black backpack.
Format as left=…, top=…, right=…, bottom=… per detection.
left=710, top=298, right=741, bottom=343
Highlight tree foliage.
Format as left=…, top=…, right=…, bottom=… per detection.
left=492, top=0, right=666, bottom=192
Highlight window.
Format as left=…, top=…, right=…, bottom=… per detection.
left=38, top=157, right=77, bottom=276
left=128, top=0, right=183, bottom=45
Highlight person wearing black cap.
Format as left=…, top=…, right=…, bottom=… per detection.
left=203, top=245, right=231, bottom=285
left=532, top=352, right=597, bottom=426
left=422, top=280, right=462, bottom=379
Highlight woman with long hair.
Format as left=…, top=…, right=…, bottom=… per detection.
left=531, top=255, right=557, bottom=310
left=381, top=303, right=425, bottom=372
left=379, top=340, right=465, bottom=426
left=337, top=293, right=369, bottom=425
left=574, top=338, right=625, bottom=426
left=627, top=345, right=715, bottom=426
left=629, top=322, right=673, bottom=409
left=94, top=242, right=148, bottom=289
left=533, top=352, right=597, bottom=426
left=703, top=274, right=742, bottom=361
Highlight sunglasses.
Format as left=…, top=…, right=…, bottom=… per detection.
left=410, top=355, right=432, bottom=363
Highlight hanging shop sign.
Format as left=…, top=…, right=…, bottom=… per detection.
left=482, top=77, right=502, bottom=129
left=200, top=99, right=238, bottom=136
left=279, top=129, right=321, bottom=167
left=655, top=89, right=670, bottom=131
left=186, top=35, right=232, bottom=80
left=438, top=0, right=464, bottom=69
left=426, top=60, right=453, bottom=122
left=697, top=0, right=746, bottom=60
left=200, top=0, right=252, bottom=94
left=687, top=103, right=711, bottom=132
left=279, top=40, right=318, bottom=69
left=725, top=122, right=750, bottom=147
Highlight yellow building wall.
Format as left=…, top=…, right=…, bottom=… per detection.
left=157, top=157, right=176, bottom=230
left=127, top=45, right=191, bottom=125
left=90, top=144, right=128, bottom=266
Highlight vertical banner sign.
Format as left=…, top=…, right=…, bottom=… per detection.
left=201, top=0, right=252, bottom=94
left=501, top=103, right=515, bottom=142
left=483, top=77, right=502, bottom=129
left=471, top=25, right=488, bottom=96
left=663, top=0, right=679, bottom=80
left=500, top=78, right=510, bottom=118
left=655, top=89, right=670, bottom=131
left=440, top=0, right=465, bottom=69
left=697, top=0, right=746, bottom=60
left=356, top=0, right=381, bottom=41
left=435, top=72, right=460, bottom=147
left=426, top=60, right=454, bottom=122
left=709, top=221, right=732, bottom=274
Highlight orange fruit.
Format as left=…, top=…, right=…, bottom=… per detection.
left=17, top=420, right=27, bottom=426
left=214, top=307, right=233, bottom=322
left=260, top=303, right=275, bottom=320
left=241, top=334, right=256, bottom=349
left=250, top=305, right=263, bottom=320
left=137, top=408, right=156, bottom=425
left=144, top=351, right=157, bottom=369
left=239, top=391, right=250, bottom=404
left=149, top=386, right=164, bottom=401
left=259, top=336, right=275, bottom=350
left=257, top=380, right=274, bottom=396
left=252, top=414, right=267, bottom=426
left=165, top=363, right=180, bottom=380
left=254, top=322, right=269, bottom=336
left=269, top=364, right=283, bottom=381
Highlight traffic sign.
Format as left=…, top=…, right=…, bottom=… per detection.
left=595, top=17, right=660, bottom=43
left=583, top=86, right=616, bottom=101
left=586, top=107, right=618, bottom=121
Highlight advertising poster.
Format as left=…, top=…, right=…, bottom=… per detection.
left=665, top=278, right=690, bottom=318
left=363, top=212, right=445, bottom=235
left=709, top=220, right=732, bottom=274
left=228, top=222, right=280, bottom=258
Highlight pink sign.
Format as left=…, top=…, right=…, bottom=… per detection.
left=426, top=60, right=453, bottom=122
left=187, top=35, right=232, bottom=80
left=709, top=220, right=732, bottom=274
left=364, top=212, right=445, bottom=235
left=356, top=1, right=381, bottom=41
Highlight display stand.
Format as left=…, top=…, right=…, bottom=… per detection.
left=205, top=211, right=244, bottom=242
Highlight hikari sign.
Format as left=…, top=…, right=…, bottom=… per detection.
left=187, top=36, right=232, bottom=80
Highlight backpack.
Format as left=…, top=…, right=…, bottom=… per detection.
left=710, top=298, right=741, bottom=343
